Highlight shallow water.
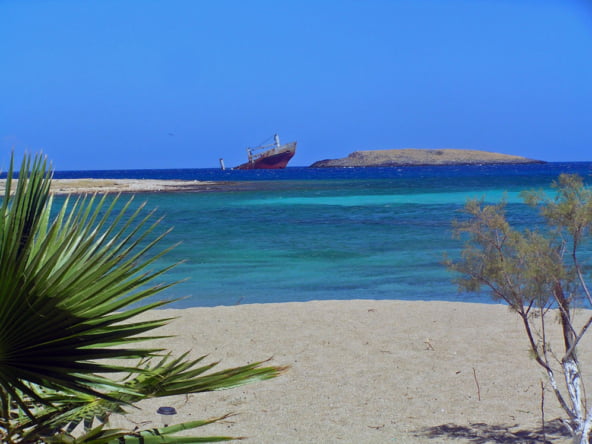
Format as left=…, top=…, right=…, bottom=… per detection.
left=49, top=162, right=590, bottom=308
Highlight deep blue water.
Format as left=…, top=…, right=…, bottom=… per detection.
left=36, top=163, right=592, bottom=307
left=53, top=162, right=590, bottom=183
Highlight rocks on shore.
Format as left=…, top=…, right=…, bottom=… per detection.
left=309, top=148, right=543, bottom=168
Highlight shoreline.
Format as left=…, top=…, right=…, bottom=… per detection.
left=0, top=178, right=235, bottom=195
left=48, top=178, right=223, bottom=194
left=108, top=299, right=582, bottom=443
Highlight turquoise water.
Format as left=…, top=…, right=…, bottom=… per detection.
left=59, top=163, right=584, bottom=308
left=16, top=163, right=585, bottom=307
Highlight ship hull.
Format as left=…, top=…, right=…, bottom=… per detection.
left=234, top=142, right=296, bottom=170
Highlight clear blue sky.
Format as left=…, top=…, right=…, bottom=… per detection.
left=1, top=0, right=591, bottom=170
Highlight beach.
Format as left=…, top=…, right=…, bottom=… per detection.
left=2, top=172, right=589, bottom=442
left=108, top=300, right=585, bottom=443
left=0, top=178, right=224, bottom=195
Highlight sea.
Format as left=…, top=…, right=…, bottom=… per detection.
left=50, top=162, right=592, bottom=308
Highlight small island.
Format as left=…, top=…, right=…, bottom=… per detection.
left=309, top=148, right=543, bottom=168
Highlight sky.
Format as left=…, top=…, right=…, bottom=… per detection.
left=1, top=0, right=592, bottom=171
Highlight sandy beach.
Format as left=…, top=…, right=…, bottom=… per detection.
left=107, top=300, right=587, bottom=443
left=0, top=178, right=232, bottom=195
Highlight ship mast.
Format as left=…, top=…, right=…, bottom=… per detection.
left=245, top=134, right=282, bottom=164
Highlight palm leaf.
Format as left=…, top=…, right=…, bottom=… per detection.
left=31, top=355, right=287, bottom=433
left=0, top=154, right=180, bottom=411
left=0, top=153, right=286, bottom=443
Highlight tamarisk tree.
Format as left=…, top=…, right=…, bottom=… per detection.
left=447, top=174, right=592, bottom=443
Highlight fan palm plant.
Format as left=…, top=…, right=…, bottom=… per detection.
left=0, top=153, right=286, bottom=443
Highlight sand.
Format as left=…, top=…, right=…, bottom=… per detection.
left=107, top=300, right=587, bottom=443
left=0, top=178, right=232, bottom=195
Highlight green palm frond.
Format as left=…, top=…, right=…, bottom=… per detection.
left=27, top=416, right=238, bottom=443
left=126, top=353, right=287, bottom=398
left=25, top=354, right=286, bottom=434
left=0, top=153, right=286, bottom=443
left=68, top=416, right=238, bottom=443
left=0, top=155, right=179, bottom=415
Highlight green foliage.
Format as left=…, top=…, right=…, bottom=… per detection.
left=447, top=173, right=592, bottom=439
left=449, top=174, right=592, bottom=314
left=0, top=153, right=286, bottom=443
left=449, top=199, right=565, bottom=310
